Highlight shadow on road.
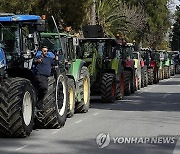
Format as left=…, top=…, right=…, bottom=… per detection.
left=90, top=91, right=180, bottom=112
left=0, top=138, right=177, bottom=154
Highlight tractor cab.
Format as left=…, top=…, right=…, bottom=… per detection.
left=0, top=14, right=45, bottom=73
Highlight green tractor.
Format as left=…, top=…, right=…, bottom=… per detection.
left=158, top=50, right=170, bottom=79
left=167, top=51, right=175, bottom=76
left=158, top=50, right=165, bottom=80
left=163, top=51, right=171, bottom=79
left=77, top=37, right=124, bottom=102
left=40, top=32, right=90, bottom=118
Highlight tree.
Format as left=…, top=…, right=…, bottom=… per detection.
left=171, top=5, right=180, bottom=51
left=123, top=0, right=171, bottom=48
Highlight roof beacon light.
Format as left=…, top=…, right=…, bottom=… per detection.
left=42, top=15, right=46, bottom=20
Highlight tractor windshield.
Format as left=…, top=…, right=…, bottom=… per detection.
left=133, top=52, right=138, bottom=59
left=41, top=36, right=61, bottom=53
left=121, top=46, right=133, bottom=59
left=0, top=24, right=20, bottom=62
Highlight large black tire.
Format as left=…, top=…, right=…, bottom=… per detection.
left=75, top=67, right=90, bottom=112
left=175, top=65, right=180, bottom=74
left=35, top=74, right=68, bottom=128
left=164, top=66, right=169, bottom=79
left=0, top=77, right=36, bottom=137
left=141, top=68, right=145, bottom=88
left=101, top=73, right=116, bottom=103
left=131, top=71, right=136, bottom=94
left=148, top=68, right=154, bottom=85
left=170, top=65, right=175, bottom=76
left=158, top=69, right=162, bottom=80
left=144, top=67, right=148, bottom=87
left=116, top=73, right=124, bottom=100
left=162, top=68, right=165, bottom=80
left=124, top=71, right=131, bottom=96
left=153, top=69, right=159, bottom=84
left=67, top=78, right=75, bottom=118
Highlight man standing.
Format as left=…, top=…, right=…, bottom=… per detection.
left=33, top=46, right=58, bottom=109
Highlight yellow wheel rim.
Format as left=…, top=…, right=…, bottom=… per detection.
left=69, top=87, right=74, bottom=111
left=83, top=77, right=89, bottom=105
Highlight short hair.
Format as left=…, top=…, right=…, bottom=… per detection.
left=41, top=45, right=48, bottom=49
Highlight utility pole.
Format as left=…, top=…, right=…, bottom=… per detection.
left=91, top=0, right=96, bottom=25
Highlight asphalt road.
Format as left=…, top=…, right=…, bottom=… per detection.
left=1, top=75, right=180, bottom=154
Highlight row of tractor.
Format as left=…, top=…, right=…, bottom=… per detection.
left=0, top=14, right=179, bottom=138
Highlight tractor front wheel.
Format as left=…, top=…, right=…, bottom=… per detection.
left=101, top=73, right=116, bottom=103
left=75, top=67, right=90, bottom=113
left=116, top=73, right=124, bottom=100
left=0, top=78, right=36, bottom=137
left=67, top=78, right=75, bottom=118
left=148, top=68, right=154, bottom=85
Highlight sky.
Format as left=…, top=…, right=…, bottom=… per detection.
left=170, top=0, right=180, bottom=12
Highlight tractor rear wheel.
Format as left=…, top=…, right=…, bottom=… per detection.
left=170, top=65, right=175, bottom=76
left=67, top=78, right=75, bottom=118
left=116, top=73, right=124, bottom=100
left=35, top=75, right=68, bottom=128
left=164, top=66, right=169, bottom=79
left=141, top=68, right=145, bottom=88
left=153, top=70, right=159, bottom=84
left=144, top=67, right=148, bottom=87
left=124, top=71, right=131, bottom=96
left=0, top=78, right=35, bottom=137
left=176, top=65, right=180, bottom=74
left=148, top=68, right=154, bottom=85
left=101, top=73, right=116, bottom=103
left=75, top=67, right=90, bottom=112
left=158, top=69, right=162, bottom=80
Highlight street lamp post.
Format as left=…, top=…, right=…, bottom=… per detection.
left=91, top=0, right=96, bottom=25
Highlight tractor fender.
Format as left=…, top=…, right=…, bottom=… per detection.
left=164, top=60, right=170, bottom=67
left=66, top=74, right=76, bottom=88
left=150, top=61, right=156, bottom=68
left=111, top=59, right=124, bottom=75
left=6, top=67, right=36, bottom=86
left=125, top=59, right=134, bottom=68
left=0, top=48, right=6, bottom=68
left=69, top=59, right=85, bottom=82
left=141, top=60, right=145, bottom=68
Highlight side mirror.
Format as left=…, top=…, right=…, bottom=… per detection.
left=36, top=19, right=46, bottom=32
left=73, top=38, right=79, bottom=46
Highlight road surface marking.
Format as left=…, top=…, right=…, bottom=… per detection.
left=162, top=94, right=171, bottom=98
left=51, top=130, right=59, bottom=134
left=111, top=104, right=117, bottom=106
left=75, top=120, right=82, bottom=124
left=173, top=138, right=180, bottom=154
left=15, top=145, right=28, bottom=151
left=93, top=113, right=99, bottom=116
